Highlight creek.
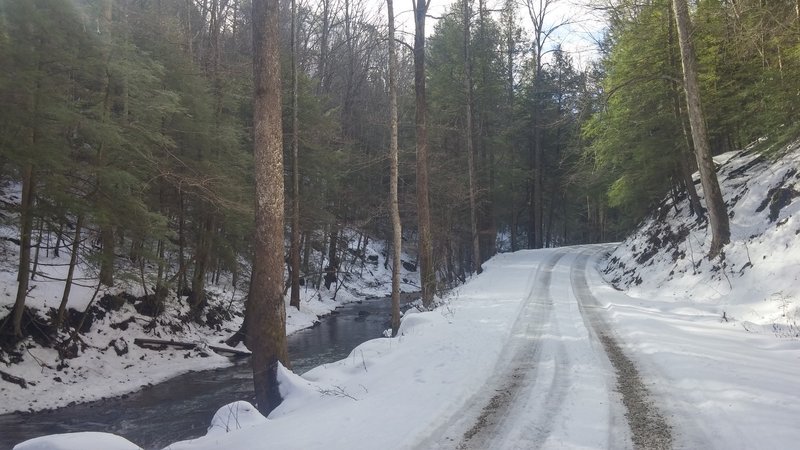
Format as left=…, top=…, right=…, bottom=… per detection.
left=1, top=294, right=413, bottom=449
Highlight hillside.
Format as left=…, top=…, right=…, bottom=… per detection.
left=605, top=138, right=800, bottom=335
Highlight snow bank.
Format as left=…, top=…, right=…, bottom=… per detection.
left=605, top=139, right=800, bottom=329
left=13, top=432, right=141, bottom=450
left=164, top=250, right=553, bottom=450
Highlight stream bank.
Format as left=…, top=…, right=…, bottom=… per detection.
left=2, top=293, right=418, bottom=449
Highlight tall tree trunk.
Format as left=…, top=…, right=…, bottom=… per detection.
left=248, top=0, right=289, bottom=416
left=319, top=0, right=331, bottom=94
left=413, top=0, right=436, bottom=308
left=387, top=0, right=402, bottom=336
left=12, top=165, right=35, bottom=337
left=56, top=215, right=83, bottom=328
left=505, top=0, right=517, bottom=253
left=97, top=0, right=115, bottom=288
left=463, top=0, right=481, bottom=274
left=156, top=238, right=165, bottom=291
left=178, top=189, right=187, bottom=293
left=190, top=214, right=214, bottom=313
left=667, top=5, right=703, bottom=218
left=532, top=88, right=543, bottom=250
left=30, top=216, right=43, bottom=280
left=289, top=0, right=301, bottom=311
left=324, top=225, right=339, bottom=289
left=672, top=0, right=730, bottom=257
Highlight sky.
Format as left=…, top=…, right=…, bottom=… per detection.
left=374, top=0, right=609, bottom=69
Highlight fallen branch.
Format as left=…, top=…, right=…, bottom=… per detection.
left=0, top=369, right=27, bottom=388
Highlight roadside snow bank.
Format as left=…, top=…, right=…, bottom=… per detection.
left=605, top=139, right=800, bottom=330
left=13, top=432, right=140, bottom=450
left=586, top=249, right=800, bottom=448
left=164, top=250, right=552, bottom=450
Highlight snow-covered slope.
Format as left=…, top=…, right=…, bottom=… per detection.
left=605, top=139, right=800, bottom=334
left=0, top=191, right=419, bottom=415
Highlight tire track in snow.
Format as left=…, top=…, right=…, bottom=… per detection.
left=456, top=250, right=569, bottom=449
left=571, top=248, right=673, bottom=450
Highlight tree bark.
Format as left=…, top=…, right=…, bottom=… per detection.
left=413, top=0, right=436, bottom=308
left=387, top=0, right=402, bottom=336
left=463, top=0, right=482, bottom=274
left=56, top=215, right=83, bottom=328
left=97, top=0, right=114, bottom=288
left=12, top=164, right=35, bottom=337
left=672, top=0, right=730, bottom=257
left=248, top=0, right=289, bottom=416
left=667, top=5, right=703, bottom=218
left=289, top=0, right=301, bottom=311
left=30, top=217, right=43, bottom=280
left=190, top=214, right=214, bottom=313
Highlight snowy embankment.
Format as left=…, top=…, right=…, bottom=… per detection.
left=0, top=194, right=418, bottom=415
left=157, top=251, right=557, bottom=450
left=16, top=243, right=800, bottom=448
left=606, top=139, right=800, bottom=332
left=12, top=140, right=800, bottom=449
left=596, top=138, right=800, bottom=447
left=145, top=141, right=800, bottom=450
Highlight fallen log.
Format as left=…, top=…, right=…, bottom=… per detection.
left=208, top=344, right=251, bottom=358
left=0, top=369, right=28, bottom=388
left=132, top=338, right=250, bottom=357
left=133, top=338, right=194, bottom=350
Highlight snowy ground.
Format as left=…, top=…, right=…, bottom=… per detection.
left=20, top=244, right=798, bottom=449
left=606, top=139, right=800, bottom=330
left=12, top=142, right=800, bottom=448
left=0, top=190, right=418, bottom=415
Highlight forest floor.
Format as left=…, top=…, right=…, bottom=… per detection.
left=12, top=143, right=800, bottom=449
left=0, top=201, right=420, bottom=415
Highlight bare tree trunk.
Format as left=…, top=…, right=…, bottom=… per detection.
left=318, top=0, right=331, bottom=94
left=413, top=0, right=436, bottom=308
left=98, top=0, right=114, bottom=287
left=667, top=5, right=703, bottom=218
left=177, top=190, right=187, bottom=293
left=387, top=0, right=402, bottom=336
left=672, top=0, right=730, bottom=257
left=324, top=225, right=339, bottom=289
left=463, top=0, right=481, bottom=274
left=190, top=214, right=214, bottom=313
left=289, top=0, right=301, bottom=311
left=12, top=164, right=35, bottom=337
left=248, top=0, right=289, bottom=416
left=30, top=216, right=43, bottom=280
left=56, top=215, right=83, bottom=328
left=156, top=238, right=165, bottom=290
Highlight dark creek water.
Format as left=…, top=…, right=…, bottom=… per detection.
left=0, top=294, right=415, bottom=449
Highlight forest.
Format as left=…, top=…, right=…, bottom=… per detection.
left=1, top=0, right=799, bottom=415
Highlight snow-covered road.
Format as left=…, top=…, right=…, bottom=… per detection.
left=424, top=246, right=668, bottom=450
left=16, top=245, right=800, bottom=450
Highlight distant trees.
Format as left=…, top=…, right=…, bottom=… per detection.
left=1, top=0, right=794, bottom=361
left=583, top=0, right=799, bottom=254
